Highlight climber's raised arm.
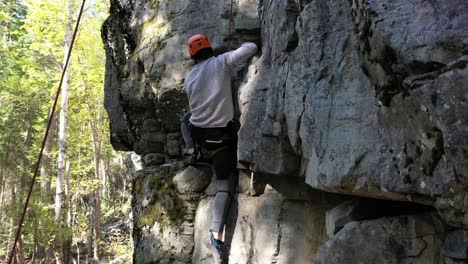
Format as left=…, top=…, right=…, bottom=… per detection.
left=220, top=42, right=258, bottom=66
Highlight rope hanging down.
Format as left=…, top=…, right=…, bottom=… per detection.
left=227, top=0, right=234, bottom=51
left=7, top=0, right=87, bottom=263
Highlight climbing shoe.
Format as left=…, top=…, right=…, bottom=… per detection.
left=209, top=232, right=228, bottom=264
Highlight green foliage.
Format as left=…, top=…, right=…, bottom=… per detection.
left=102, top=229, right=133, bottom=263
left=0, top=0, right=133, bottom=260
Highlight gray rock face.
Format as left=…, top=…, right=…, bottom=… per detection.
left=102, top=0, right=468, bottom=262
left=325, top=198, right=438, bottom=237
left=131, top=163, right=465, bottom=264
left=143, top=153, right=166, bottom=166
left=326, top=199, right=364, bottom=237
left=442, top=230, right=468, bottom=260
left=315, top=213, right=448, bottom=264
left=102, top=0, right=468, bottom=224
left=132, top=163, right=197, bottom=264
left=173, top=166, right=211, bottom=193
left=236, top=0, right=468, bottom=227
left=192, top=192, right=330, bottom=264
left=131, top=163, right=343, bottom=264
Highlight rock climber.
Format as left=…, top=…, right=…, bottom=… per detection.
left=181, top=34, right=257, bottom=263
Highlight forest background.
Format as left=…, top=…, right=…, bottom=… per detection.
left=0, top=0, right=134, bottom=262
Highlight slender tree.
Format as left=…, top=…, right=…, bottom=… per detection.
left=90, top=110, right=102, bottom=261
left=55, top=0, right=75, bottom=262
left=0, top=1, right=133, bottom=261
left=40, top=110, right=57, bottom=201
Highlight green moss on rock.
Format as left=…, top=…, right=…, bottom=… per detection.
left=137, top=170, right=187, bottom=229
left=139, top=206, right=162, bottom=227
left=150, top=0, right=159, bottom=9
left=140, top=17, right=166, bottom=39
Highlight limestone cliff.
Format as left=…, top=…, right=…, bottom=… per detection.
left=102, top=0, right=468, bottom=263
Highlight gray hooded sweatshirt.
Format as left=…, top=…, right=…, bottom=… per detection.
left=184, top=42, right=258, bottom=128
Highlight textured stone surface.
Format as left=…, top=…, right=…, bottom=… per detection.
left=132, top=164, right=198, bottom=264
left=102, top=0, right=260, bottom=155
left=126, top=152, right=143, bottom=173
left=314, top=213, right=448, bottom=264
left=166, top=132, right=181, bottom=157
left=442, top=230, right=468, bottom=259
left=325, top=198, right=437, bottom=237
left=236, top=0, right=468, bottom=227
left=173, top=166, right=211, bottom=193
left=103, top=0, right=468, bottom=224
left=445, top=258, right=468, bottom=264
left=143, top=152, right=166, bottom=166
left=102, top=0, right=468, bottom=262
left=326, top=200, right=363, bottom=237
left=131, top=164, right=343, bottom=264
left=192, top=191, right=330, bottom=264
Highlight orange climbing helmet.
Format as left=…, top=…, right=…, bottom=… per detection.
left=187, top=34, right=212, bottom=56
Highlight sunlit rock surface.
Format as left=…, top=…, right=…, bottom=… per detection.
left=102, top=0, right=468, bottom=263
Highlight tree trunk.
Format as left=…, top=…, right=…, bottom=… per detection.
left=0, top=137, right=11, bottom=215
left=5, top=188, right=14, bottom=263
left=55, top=0, right=74, bottom=262
left=91, top=125, right=101, bottom=262
left=63, top=162, right=72, bottom=264
left=93, top=188, right=101, bottom=262
left=37, top=110, right=57, bottom=264
left=88, top=199, right=94, bottom=261
left=9, top=109, right=35, bottom=263
left=101, top=160, right=108, bottom=200
left=21, top=108, right=35, bottom=187
left=6, top=177, right=18, bottom=263
left=16, top=236, right=27, bottom=264
left=41, top=109, right=57, bottom=201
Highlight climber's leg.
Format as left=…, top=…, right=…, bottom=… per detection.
left=181, top=112, right=200, bottom=165
left=211, top=146, right=237, bottom=239
left=181, top=112, right=194, bottom=152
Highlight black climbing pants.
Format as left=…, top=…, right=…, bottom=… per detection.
left=181, top=113, right=238, bottom=232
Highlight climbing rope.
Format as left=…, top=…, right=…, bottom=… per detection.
left=227, top=0, right=234, bottom=51
left=6, top=0, right=87, bottom=262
